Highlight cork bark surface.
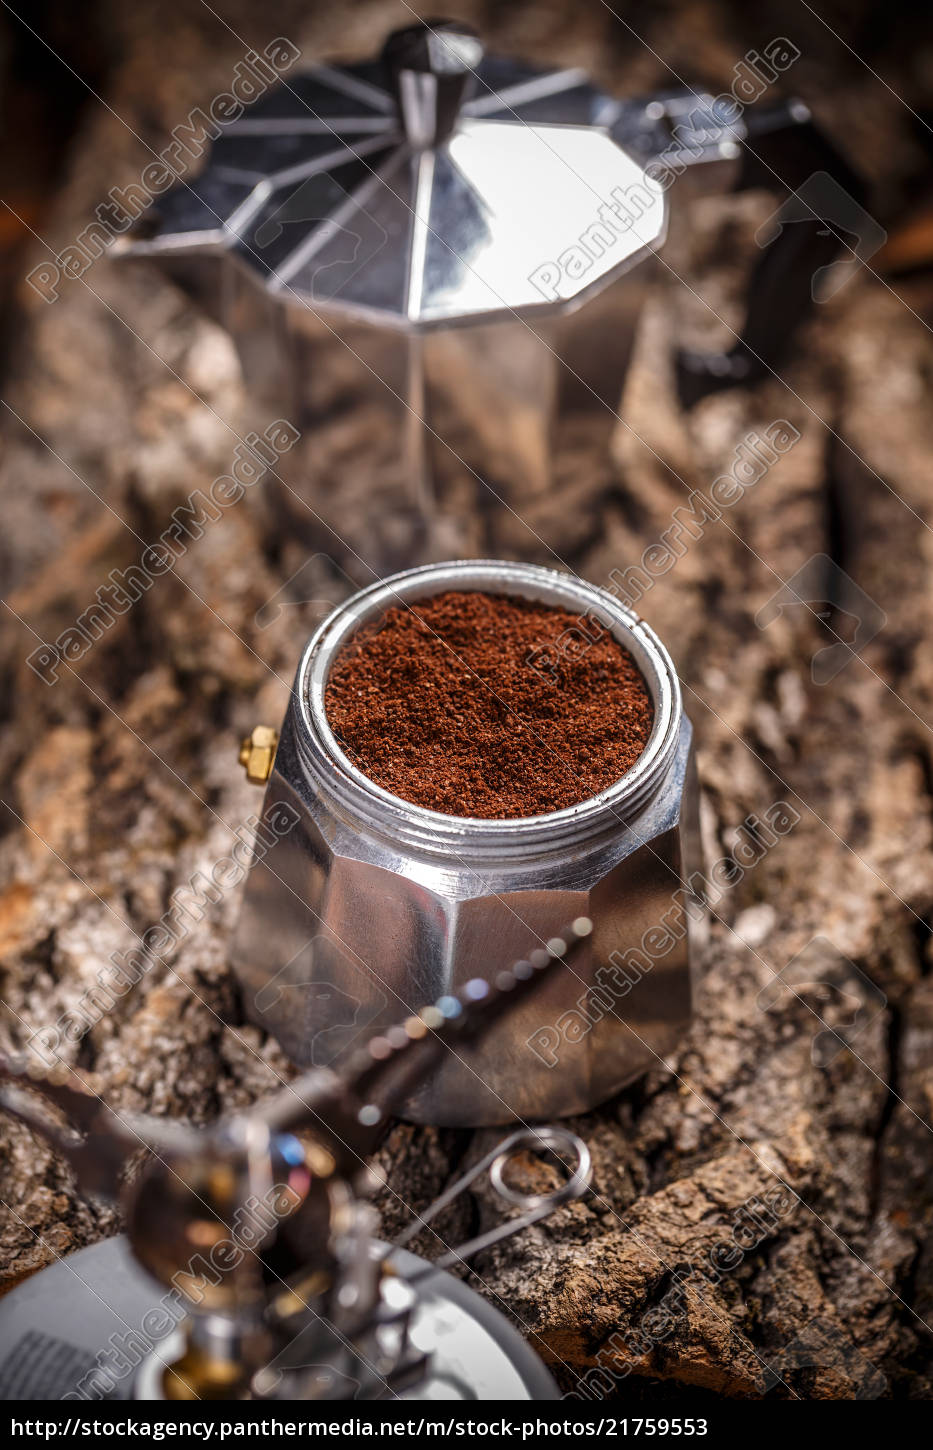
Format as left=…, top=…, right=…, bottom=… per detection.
left=1, top=0, right=931, bottom=1401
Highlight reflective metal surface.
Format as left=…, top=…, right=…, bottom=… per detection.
left=232, top=560, right=701, bottom=1125
left=0, top=1236, right=560, bottom=1401
left=123, top=26, right=665, bottom=329
left=116, top=21, right=669, bottom=511
left=0, top=947, right=592, bottom=1399
left=117, top=21, right=855, bottom=518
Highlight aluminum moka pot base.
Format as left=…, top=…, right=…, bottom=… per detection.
left=232, top=561, right=701, bottom=1127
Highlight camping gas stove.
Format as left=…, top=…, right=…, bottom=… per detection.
left=0, top=922, right=592, bottom=1401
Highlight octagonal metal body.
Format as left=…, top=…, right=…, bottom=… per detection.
left=231, top=561, right=701, bottom=1126
left=116, top=26, right=673, bottom=513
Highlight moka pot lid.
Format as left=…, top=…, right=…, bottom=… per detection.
left=122, top=20, right=668, bottom=332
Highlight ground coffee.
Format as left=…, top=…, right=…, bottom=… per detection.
left=324, top=590, right=654, bottom=819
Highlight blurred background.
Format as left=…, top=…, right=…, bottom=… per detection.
left=2, top=0, right=933, bottom=370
